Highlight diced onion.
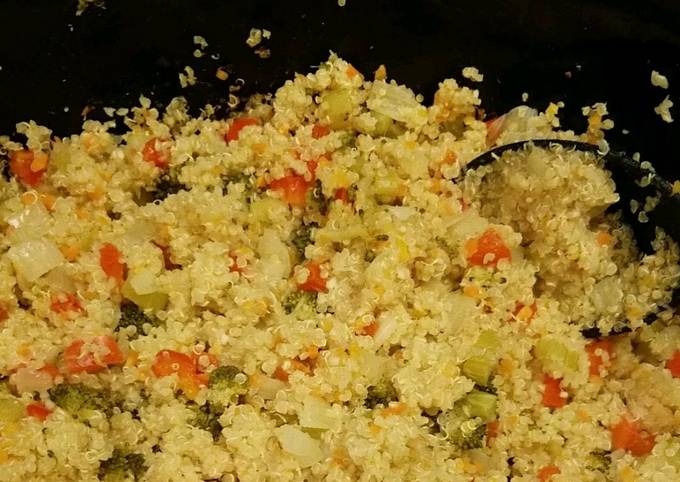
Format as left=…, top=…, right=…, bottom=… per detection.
left=7, top=204, right=51, bottom=244
left=257, top=229, right=291, bottom=280
left=367, top=81, right=428, bottom=128
left=275, top=425, right=324, bottom=467
left=299, top=398, right=340, bottom=431
left=7, top=239, right=65, bottom=282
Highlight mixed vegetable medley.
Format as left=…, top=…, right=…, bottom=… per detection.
left=0, top=55, right=679, bottom=481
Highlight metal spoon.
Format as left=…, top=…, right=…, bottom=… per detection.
left=463, top=139, right=680, bottom=338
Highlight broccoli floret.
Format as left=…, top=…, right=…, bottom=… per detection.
left=586, top=450, right=611, bottom=473
left=281, top=291, right=318, bottom=315
left=291, top=222, right=318, bottom=258
left=364, top=380, right=398, bottom=409
left=190, top=403, right=223, bottom=441
left=98, top=449, right=147, bottom=482
left=207, top=366, right=248, bottom=410
left=116, top=303, right=159, bottom=339
left=307, top=180, right=330, bottom=215
left=438, top=405, right=487, bottom=450
left=48, top=383, right=115, bottom=420
left=150, top=171, right=186, bottom=202
left=223, top=172, right=258, bottom=203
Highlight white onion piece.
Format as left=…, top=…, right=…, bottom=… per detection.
left=367, top=81, right=428, bottom=128
left=7, top=239, right=64, bottom=282
left=7, top=203, right=51, bottom=244
left=299, top=398, right=340, bottom=431
left=274, top=425, right=324, bottom=467
left=257, top=229, right=291, bottom=280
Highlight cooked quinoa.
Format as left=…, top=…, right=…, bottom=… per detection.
left=0, top=55, right=679, bottom=482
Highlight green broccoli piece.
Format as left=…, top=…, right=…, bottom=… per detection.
left=281, top=291, right=318, bottom=315
left=364, top=380, right=398, bottom=409
left=48, top=383, right=116, bottom=420
left=223, top=172, right=258, bottom=203
left=98, top=449, right=147, bottom=482
left=307, top=180, right=330, bottom=215
left=190, top=403, right=223, bottom=441
left=150, top=170, right=186, bottom=202
left=586, top=450, right=611, bottom=473
left=206, top=366, right=248, bottom=410
left=291, top=222, right=318, bottom=258
left=438, top=404, right=487, bottom=450
left=116, top=303, right=159, bottom=339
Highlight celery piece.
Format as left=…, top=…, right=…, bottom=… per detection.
left=463, top=390, right=498, bottom=423
left=462, top=355, right=495, bottom=386
left=121, top=280, right=168, bottom=312
left=0, top=399, right=25, bottom=424
left=475, top=330, right=501, bottom=352
left=535, top=338, right=580, bottom=372
left=320, top=89, right=353, bottom=129
left=371, top=111, right=394, bottom=136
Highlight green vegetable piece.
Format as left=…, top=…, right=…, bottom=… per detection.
left=191, top=403, right=223, bottom=441
left=48, top=383, right=115, bottom=420
left=585, top=450, right=611, bottom=473
left=121, top=281, right=168, bottom=312
left=462, top=355, right=495, bottom=386
left=438, top=405, right=486, bottom=450
left=116, top=303, right=160, bottom=338
left=474, top=330, right=501, bottom=353
left=291, top=223, right=317, bottom=258
left=371, top=111, right=394, bottom=136
left=320, top=88, right=353, bottom=128
left=535, top=338, right=580, bottom=372
left=151, top=173, right=186, bottom=202
left=0, top=398, right=25, bottom=424
left=98, top=449, right=147, bottom=482
left=364, top=380, right=398, bottom=409
left=207, top=366, right=248, bottom=410
left=463, top=390, right=498, bottom=423
left=281, top=291, right=318, bottom=315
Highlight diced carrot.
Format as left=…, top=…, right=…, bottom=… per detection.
left=9, top=150, right=49, bottom=187
left=99, top=243, right=126, bottom=284
left=542, top=375, right=567, bottom=409
left=486, top=420, right=499, bottom=446
left=39, top=193, right=57, bottom=211
left=596, top=230, right=614, bottom=247
left=26, top=402, right=52, bottom=421
left=225, top=117, right=258, bottom=142
left=380, top=402, right=406, bottom=416
left=0, top=303, right=8, bottom=323
left=151, top=350, right=195, bottom=378
left=665, top=351, right=680, bottom=378
left=142, top=137, right=170, bottom=168
left=586, top=340, right=613, bottom=378
left=537, top=465, right=560, bottom=482
left=513, top=302, right=537, bottom=323
left=228, top=251, right=246, bottom=274
left=50, top=293, right=83, bottom=315
left=151, top=349, right=206, bottom=399
left=64, top=336, right=125, bottom=374
left=39, top=363, right=60, bottom=378
left=306, top=345, right=320, bottom=360
left=465, top=229, right=512, bottom=267
left=307, top=159, right=319, bottom=181
left=358, top=321, right=379, bottom=337
left=273, top=366, right=289, bottom=382
left=334, top=188, right=350, bottom=203
left=611, top=416, right=655, bottom=456
left=346, top=65, right=361, bottom=79
left=269, top=173, right=309, bottom=208
left=312, top=124, right=331, bottom=139
left=297, top=261, right=328, bottom=293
